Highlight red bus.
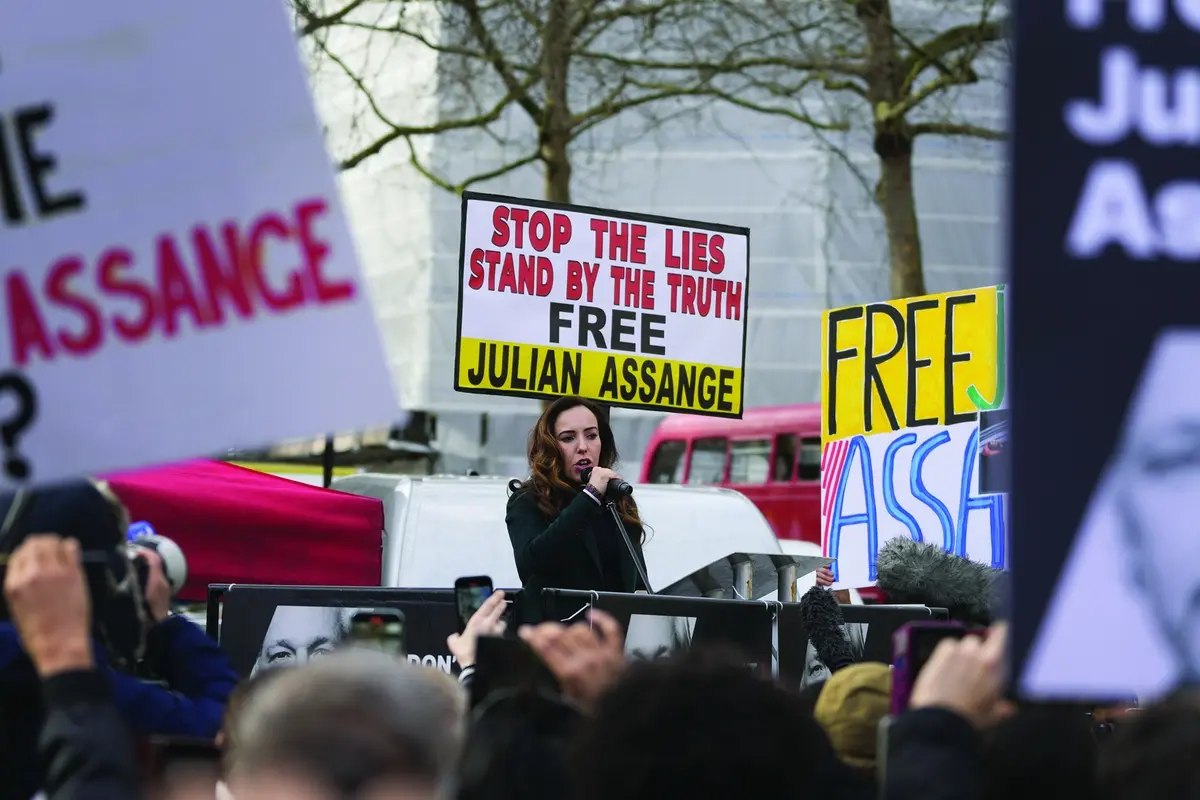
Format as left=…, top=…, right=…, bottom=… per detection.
left=639, top=404, right=824, bottom=546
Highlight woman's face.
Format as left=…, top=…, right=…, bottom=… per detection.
left=255, top=605, right=344, bottom=673
left=554, top=405, right=601, bottom=483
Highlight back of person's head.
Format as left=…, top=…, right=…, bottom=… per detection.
left=572, top=646, right=861, bottom=800
left=218, top=667, right=292, bottom=774
left=455, top=689, right=583, bottom=800
left=982, top=704, right=1098, bottom=800
left=226, top=649, right=465, bottom=799
left=813, top=661, right=891, bottom=777
left=1099, top=690, right=1200, bottom=800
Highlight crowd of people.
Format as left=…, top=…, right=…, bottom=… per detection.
left=0, top=400, right=1192, bottom=799
left=0, top=523, right=1194, bottom=799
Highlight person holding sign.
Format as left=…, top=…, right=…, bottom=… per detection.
left=506, top=397, right=649, bottom=623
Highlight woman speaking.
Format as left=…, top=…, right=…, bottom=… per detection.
left=506, top=396, right=649, bottom=622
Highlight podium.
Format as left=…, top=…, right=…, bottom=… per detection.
left=658, top=552, right=832, bottom=603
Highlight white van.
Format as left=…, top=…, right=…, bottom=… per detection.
left=331, top=473, right=789, bottom=593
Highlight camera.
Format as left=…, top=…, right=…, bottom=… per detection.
left=127, top=521, right=188, bottom=596
left=0, top=482, right=187, bottom=673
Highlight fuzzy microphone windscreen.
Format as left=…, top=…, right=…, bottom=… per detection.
left=875, top=538, right=1001, bottom=626
left=799, top=586, right=857, bottom=674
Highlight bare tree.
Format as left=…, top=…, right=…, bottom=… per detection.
left=293, top=0, right=841, bottom=205
left=662, top=0, right=1008, bottom=299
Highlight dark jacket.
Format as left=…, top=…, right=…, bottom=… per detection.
left=506, top=488, right=648, bottom=623
left=1, top=615, right=236, bottom=739
left=883, top=707, right=981, bottom=800
left=39, top=669, right=140, bottom=800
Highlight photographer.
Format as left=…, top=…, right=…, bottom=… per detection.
left=0, top=481, right=236, bottom=771
left=100, top=541, right=238, bottom=739
left=4, top=534, right=139, bottom=800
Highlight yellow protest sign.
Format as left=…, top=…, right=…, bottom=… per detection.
left=821, top=286, right=1004, bottom=441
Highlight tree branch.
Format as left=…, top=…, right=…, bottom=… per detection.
left=308, top=33, right=538, bottom=171
left=570, top=0, right=687, bottom=38
left=403, top=135, right=542, bottom=194
left=327, top=20, right=493, bottom=60
left=910, top=121, right=1004, bottom=140
left=878, top=67, right=976, bottom=123
left=576, top=48, right=865, bottom=77
left=293, top=0, right=371, bottom=37
left=697, top=88, right=850, bottom=132
left=901, top=18, right=1006, bottom=93
left=458, top=0, right=543, bottom=120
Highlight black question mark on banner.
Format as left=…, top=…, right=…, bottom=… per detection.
left=0, top=372, right=37, bottom=481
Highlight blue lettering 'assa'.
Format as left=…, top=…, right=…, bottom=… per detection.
left=825, top=428, right=1006, bottom=583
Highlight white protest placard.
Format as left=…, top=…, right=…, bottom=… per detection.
left=454, top=192, right=750, bottom=417
left=0, top=1, right=397, bottom=486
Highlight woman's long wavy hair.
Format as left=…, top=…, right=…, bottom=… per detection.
left=509, top=396, right=645, bottom=544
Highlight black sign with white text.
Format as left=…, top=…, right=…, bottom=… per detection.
left=1011, top=0, right=1200, bottom=701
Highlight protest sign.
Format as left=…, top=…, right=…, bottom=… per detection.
left=820, top=286, right=1008, bottom=590
left=0, top=1, right=396, bottom=487
left=453, top=192, right=750, bottom=417
left=1012, top=2, right=1200, bottom=702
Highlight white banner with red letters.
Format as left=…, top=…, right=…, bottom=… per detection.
left=0, top=1, right=397, bottom=487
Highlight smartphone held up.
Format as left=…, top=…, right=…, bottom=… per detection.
left=890, top=621, right=970, bottom=715
left=348, top=609, right=406, bottom=657
left=455, top=575, right=494, bottom=633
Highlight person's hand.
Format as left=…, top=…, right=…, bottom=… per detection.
left=815, top=566, right=835, bottom=588
left=134, top=546, right=172, bottom=623
left=587, top=467, right=621, bottom=495
left=446, top=590, right=507, bottom=669
left=520, top=609, right=626, bottom=711
left=3, top=535, right=94, bottom=677
left=1093, top=704, right=1140, bottom=723
left=909, top=623, right=1014, bottom=728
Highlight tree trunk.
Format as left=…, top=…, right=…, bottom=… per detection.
left=541, top=0, right=572, bottom=206
left=856, top=0, right=927, bottom=299
left=876, top=134, right=926, bottom=298
left=540, top=0, right=572, bottom=413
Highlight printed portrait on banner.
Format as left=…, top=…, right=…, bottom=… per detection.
left=1008, top=0, right=1200, bottom=702
left=218, top=589, right=460, bottom=678
left=1024, top=331, right=1200, bottom=700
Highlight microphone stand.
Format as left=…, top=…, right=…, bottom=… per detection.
left=606, top=500, right=653, bottom=594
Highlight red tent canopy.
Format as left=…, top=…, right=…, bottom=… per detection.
left=104, top=460, right=384, bottom=601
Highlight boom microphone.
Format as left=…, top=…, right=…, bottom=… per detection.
left=874, top=537, right=1001, bottom=627
left=579, top=468, right=634, bottom=497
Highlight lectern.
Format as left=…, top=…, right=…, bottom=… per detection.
left=658, top=552, right=832, bottom=603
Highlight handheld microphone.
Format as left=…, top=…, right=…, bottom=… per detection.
left=579, top=467, right=634, bottom=497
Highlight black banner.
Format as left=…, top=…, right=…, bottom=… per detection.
left=213, top=585, right=488, bottom=678
left=542, top=590, right=775, bottom=669
left=1011, top=2, right=1200, bottom=701
left=776, top=604, right=947, bottom=687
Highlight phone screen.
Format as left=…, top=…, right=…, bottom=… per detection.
left=909, top=627, right=968, bottom=679
left=456, top=577, right=494, bottom=632
left=891, top=623, right=970, bottom=715
left=349, top=610, right=406, bottom=656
